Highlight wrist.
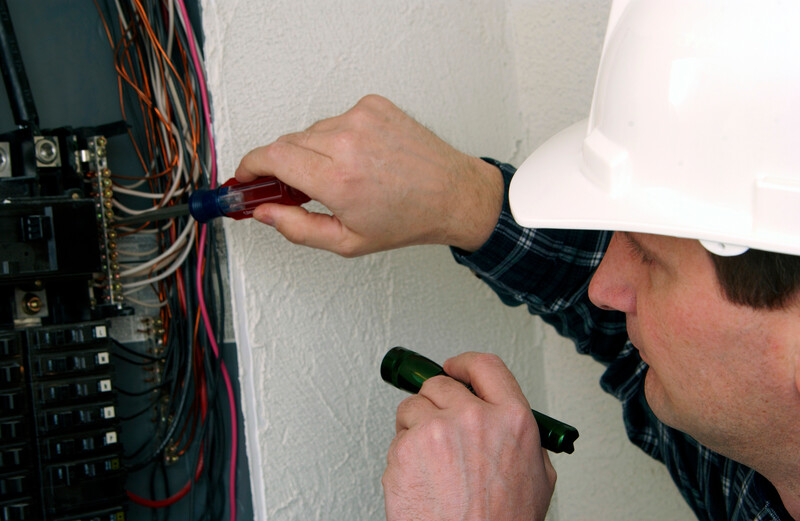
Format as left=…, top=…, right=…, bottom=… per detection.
left=445, top=156, right=505, bottom=252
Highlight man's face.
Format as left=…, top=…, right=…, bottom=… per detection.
left=587, top=232, right=797, bottom=458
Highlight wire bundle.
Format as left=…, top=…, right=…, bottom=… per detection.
left=94, top=1, right=238, bottom=519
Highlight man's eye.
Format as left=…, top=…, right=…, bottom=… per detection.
left=623, top=235, right=655, bottom=266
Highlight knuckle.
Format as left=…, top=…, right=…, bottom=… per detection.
left=259, top=140, right=288, bottom=162
left=331, top=129, right=361, bottom=158
left=333, top=238, right=363, bottom=258
left=356, top=93, right=388, bottom=111
left=473, top=352, right=504, bottom=368
left=505, top=402, right=537, bottom=437
left=395, top=396, right=414, bottom=417
left=458, top=402, right=485, bottom=430
left=349, top=94, right=393, bottom=127
left=276, top=129, right=309, bottom=144
left=418, top=374, right=448, bottom=393
left=391, top=431, right=417, bottom=465
left=420, top=417, right=451, bottom=448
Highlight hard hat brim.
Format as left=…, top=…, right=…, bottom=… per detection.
left=509, top=119, right=800, bottom=256
left=510, top=119, right=679, bottom=236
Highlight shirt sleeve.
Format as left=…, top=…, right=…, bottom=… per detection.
left=450, top=158, right=628, bottom=364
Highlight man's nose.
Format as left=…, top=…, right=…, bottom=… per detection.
left=588, top=233, right=637, bottom=314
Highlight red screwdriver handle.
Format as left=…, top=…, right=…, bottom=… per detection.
left=188, top=176, right=310, bottom=223
left=216, top=177, right=310, bottom=220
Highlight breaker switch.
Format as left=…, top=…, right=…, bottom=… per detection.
left=19, top=214, right=51, bottom=242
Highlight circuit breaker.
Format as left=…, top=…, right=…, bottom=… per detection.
left=1, top=323, right=126, bottom=521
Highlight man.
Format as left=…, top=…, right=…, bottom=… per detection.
left=235, top=1, right=800, bottom=519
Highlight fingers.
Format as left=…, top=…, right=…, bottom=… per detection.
left=383, top=359, right=555, bottom=521
left=234, top=139, right=331, bottom=198
left=393, top=376, right=466, bottom=432
left=443, top=352, right=529, bottom=408
left=234, top=94, right=389, bottom=187
left=234, top=94, right=501, bottom=255
left=250, top=204, right=355, bottom=254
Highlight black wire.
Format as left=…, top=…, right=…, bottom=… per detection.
left=144, top=275, right=196, bottom=464
left=124, top=313, right=183, bottom=470
left=116, top=384, right=164, bottom=397
left=111, top=350, right=161, bottom=366
left=123, top=430, right=155, bottom=462
left=111, top=337, right=162, bottom=361
left=118, top=399, right=158, bottom=422
left=0, top=0, right=39, bottom=128
left=202, top=322, right=229, bottom=520
left=145, top=321, right=193, bottom=464
left=213, top=228, right=226, bottom=342
left=147, top=460, right=159, bottom=521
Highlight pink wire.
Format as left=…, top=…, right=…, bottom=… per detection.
left=175, top=1, right=237, bottom=520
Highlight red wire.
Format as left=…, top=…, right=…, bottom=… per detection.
left=126, top=449, right=204, bottom=508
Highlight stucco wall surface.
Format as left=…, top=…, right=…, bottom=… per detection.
left=200, top=1, right=694, bottom=520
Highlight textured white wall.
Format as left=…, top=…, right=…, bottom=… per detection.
left=200, top=1, right=693, bottom=520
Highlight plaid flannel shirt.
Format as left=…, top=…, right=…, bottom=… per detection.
left=449, top=159, right=792, bottom=521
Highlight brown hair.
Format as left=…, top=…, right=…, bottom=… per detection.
left=711, top=249, right=800, bottom=310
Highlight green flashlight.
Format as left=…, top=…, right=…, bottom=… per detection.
left=380, top=346, right=579, bottom=454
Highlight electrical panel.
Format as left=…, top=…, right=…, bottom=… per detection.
left=0, top=1, right=248, bottom=520
left=1, top=323, right=126, bottom=521
left=0, top=122, right=128, bottom=519
left=0, top=110, right=129, bottom=520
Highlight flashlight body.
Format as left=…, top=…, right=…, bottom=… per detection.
left=381, top=346, right=579, bottom=454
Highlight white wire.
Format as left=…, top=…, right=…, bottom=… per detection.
left=160, top=124, right=187, bottom=205
left=125, top=294, right=170, bottom=308
left=147, top=47, right=188, bottom=209
left=119, top=282, right=149, bottom=297
left=112, top=198, right=153, bottom=216
left=115, top=224, right=174, bottom=235
left=175, top=6, right=205, bottom=72
left=165, top=0, right=175, bottom=58
left=113, top=179, right=190, bottom=200
left=116, top=245, right=160, bottom=258
left=173, top=3, right=209, bottom=186
left=121, top=225, right=196, bottom=290
left=120, top=218, right=194, bottom=277
left=141, top=38, right=188, bottom=211
left=114, top=0, right=130, bottom=38
left=107, top=0, right=206, bottom=295
left=164, top=72, right=198, bottom=188
left=113, top=177, right=148, bottom=190
left=113, top=186, right=167, bottom=199
left=119, top=246, right=180, bottom=273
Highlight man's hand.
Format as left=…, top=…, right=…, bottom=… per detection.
left=235, top=95, right=503, bottom=256
left=382, top=352, right=556, bottom=521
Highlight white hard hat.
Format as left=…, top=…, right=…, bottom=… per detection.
left=510, top=0, right=800, bottom=256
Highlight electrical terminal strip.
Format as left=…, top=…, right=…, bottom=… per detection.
left=81, top=135, right=123, bottom=311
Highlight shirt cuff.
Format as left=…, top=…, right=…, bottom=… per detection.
left=450, top=157, right=521, bottom=273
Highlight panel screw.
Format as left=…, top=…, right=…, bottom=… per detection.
left=22, top=293, right=43, bottom=315
left=35, top=138, right=58, bottom=164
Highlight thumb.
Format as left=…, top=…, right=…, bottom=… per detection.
left=252, top=203, right=362, bottom=256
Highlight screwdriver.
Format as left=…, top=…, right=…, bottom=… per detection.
left=381, top=346, right=579, bottom=454
left=113, top=176, right=310, bottom=226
